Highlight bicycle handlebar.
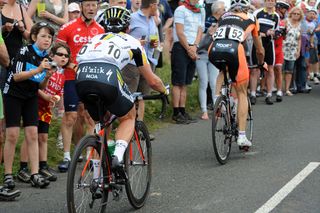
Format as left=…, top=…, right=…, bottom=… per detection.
left=133, top=85, right=170, bottom=119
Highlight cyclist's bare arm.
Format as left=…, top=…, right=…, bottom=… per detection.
left=138, top=64, right=168, bottom=94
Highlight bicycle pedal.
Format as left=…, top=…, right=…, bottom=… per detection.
left=112, top=186, right=123, bottom=201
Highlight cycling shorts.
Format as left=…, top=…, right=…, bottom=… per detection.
left=209, top=39, right=249, bottom=84
left=38, top=120, right=49, bottom=134
left=76, top=62, right=134, bottom=121
left=3, top=95, right=38, bottom=128
left=275, top=45, right=284, bottom=66
left=262, top=37, right=275, bottom=66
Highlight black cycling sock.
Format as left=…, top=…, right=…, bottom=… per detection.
left=179, top=107, right=185, bottom=115
left=20, top=162, right=28, bottom=171
left=173, top=108, right=180, bottom=116
left=39, top=161, right=47, bottom=169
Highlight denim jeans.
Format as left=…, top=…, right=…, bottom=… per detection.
left=196, top=53, right=219, bottom=113
left=295, top=55, right=307, bottom=91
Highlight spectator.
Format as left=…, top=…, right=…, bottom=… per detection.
left=1, top=0, right=33, bottom=61
left=68, top=2, right=81, bottom=21
left=27, top=0, right=68, bottom=33
left=18, top=42, right=69, bottom=183
left=130, top=0, right=141, bottom=12
left=171, top=0, right=204, bottom=124
left=273, top=1, right=290, bottom=102
left=283, top=6, right=302, bottom=96
left=196, top=1, right=224, bottom=120
left=2, top=22, right=55, bottom=189
left=305, top=8, right=319, bottom=85
left=253, top=0, right=280, bottom=105
left=123, top=0, right=159, bottom=122
left=56, top=0, right=104, bottom=172
left=0, top=0, right=21, bottom=201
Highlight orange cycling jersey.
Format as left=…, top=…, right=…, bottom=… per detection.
left=56, top=17, right=105, bottom=80
left=210, top=12, right=260, bottom=83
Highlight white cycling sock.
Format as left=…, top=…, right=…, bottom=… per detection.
left=113, top=140, right=128, bottom=162
left=238, top=131, right=246, bottom=139
left=277, top=90, right=283, bottom=96
left=267, top=92, right=272, bottom=97
left=91, top=159, right=101, bottom=179
left=250, top=91, right=256, bottom=97
left=64, top=152, right=71, bottom=161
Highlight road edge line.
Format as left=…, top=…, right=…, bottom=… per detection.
left=255, top=162, right=320, bottom=213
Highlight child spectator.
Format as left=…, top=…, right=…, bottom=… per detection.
left=18, top=43, right=69, bottom=183
left=2, top=22, right=55, bottom=189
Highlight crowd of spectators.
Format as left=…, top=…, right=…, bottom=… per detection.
left=0, top=0, right=320, bottom=201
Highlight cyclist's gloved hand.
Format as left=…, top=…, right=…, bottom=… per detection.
left=163, top=84, right=170, bottom=96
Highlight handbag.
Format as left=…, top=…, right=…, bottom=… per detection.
left=197, top=32, right=213, bottom=53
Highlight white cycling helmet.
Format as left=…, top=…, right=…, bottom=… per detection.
left=230, top=0, right=251, bottom=9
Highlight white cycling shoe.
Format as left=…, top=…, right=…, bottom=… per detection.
left=237, top=137, right=252, bottom=147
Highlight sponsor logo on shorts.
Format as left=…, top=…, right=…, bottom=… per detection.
left=216, top=43, right=232, bottom=48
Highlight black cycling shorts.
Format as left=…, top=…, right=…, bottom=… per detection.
left=76, top=62, right=134, bottom=120
left=3, top=95, right=38, bottom=128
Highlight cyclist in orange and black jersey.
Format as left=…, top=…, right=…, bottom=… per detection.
left=208, top=0, right=266, bottom=147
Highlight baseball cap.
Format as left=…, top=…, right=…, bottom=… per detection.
left=68, top=2, right=80, bottom=12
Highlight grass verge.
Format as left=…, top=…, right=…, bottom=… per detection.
left=0, top=60, right=200, bottom=182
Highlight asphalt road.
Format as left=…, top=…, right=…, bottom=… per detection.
left=1, top=86, right=320, bottom=213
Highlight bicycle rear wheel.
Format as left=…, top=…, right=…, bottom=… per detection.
left=67, top=135, right=109, bottom=213
left=125, top=121, right=152, bottom=209
left=246, top=96, right=253, bottom=142
left=212, top=96, right=232, bottom=165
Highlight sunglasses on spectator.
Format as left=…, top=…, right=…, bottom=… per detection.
left=55, top=52, right=69, bottom=58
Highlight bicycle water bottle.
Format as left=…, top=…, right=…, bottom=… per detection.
left=107, top=140, right=116, bottom=156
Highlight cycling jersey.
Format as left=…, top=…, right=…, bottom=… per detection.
left=76, top=32, right=149, bottom=69
left=254, top=8, right=280, bottom=65
left=76, top=32, right=149, bottom=119
left=38, top=70, right=65, bottom=124
left=209, top=12, right=259, bottom=83
left=56, top=17, right=105, bottom=80
left=274, top=19, right=286, bottom=65
left=254, top=8, right=279, bottom=36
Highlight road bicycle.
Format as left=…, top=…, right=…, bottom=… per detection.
left=212, top=62, right=253, bottom=165
left=66, top=90, right=169, bottom=212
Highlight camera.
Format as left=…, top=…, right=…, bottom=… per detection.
left=274, top=27, right=286, bottom=39
left=48, top=61, right=58, bottom=69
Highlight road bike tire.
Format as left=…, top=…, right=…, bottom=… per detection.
left=67, top=135, right=109, bottom=213
left=212, top=96, right=232, bottom=165
left=125, top=121, right=152, bottom=209
left=246, top=96, right=253, bottom=142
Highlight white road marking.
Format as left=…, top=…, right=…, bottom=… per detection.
left=255, top=162, right=320, bottom=213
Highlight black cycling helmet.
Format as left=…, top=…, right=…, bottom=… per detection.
left=276, top=1, right=290, bottom=10
left=104, top=6, right=131, bottom=33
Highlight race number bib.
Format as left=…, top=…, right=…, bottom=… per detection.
left=228, top=26, right=244, bottom=42
left=213, top=26, right=227, bottom=40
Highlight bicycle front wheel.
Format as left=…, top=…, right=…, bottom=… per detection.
left=246, top=96, right=253, bottom=142
left=212, top=96, right=232, bottom=165
left=125, top=121, right=152, bottom=209
left=67, top=135, right=109, bottom=213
